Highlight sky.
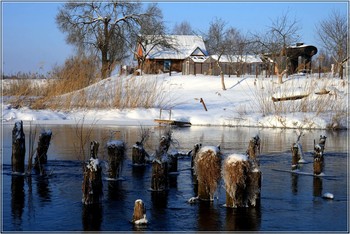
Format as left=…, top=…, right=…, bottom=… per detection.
left=2, top=1, right=348, bottom=75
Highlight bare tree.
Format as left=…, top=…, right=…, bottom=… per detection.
left=129, top=4, right=174, bottom=75
left=316, top=10, right=348, bottom=79
left=225, top=28, right=249, bottom=77
left=205, top=18, right=231, bottom=90
left=56, top=1, right=159, bottom=79
left=253, top=12, right=300, bottom=83
left=172, top=21, right=193, bottom=35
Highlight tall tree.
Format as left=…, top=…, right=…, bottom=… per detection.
left=316, top=10, right=348, bottom=79
left=129, top=4, right=174, bottom=75
left=205, top=18, right=231, bottom=90
left=56, top=1, right=159, bottom=79
left=172, top=21, right=193, bottom=35
left=253, top=12, right=300, bottom=83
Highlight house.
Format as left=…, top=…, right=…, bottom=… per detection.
left=209, top=54, right=264, bottom=76
left=136, top=35, right=208, bottom=74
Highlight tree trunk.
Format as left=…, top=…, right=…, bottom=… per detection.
left=221, top=71, right=226, bottom=90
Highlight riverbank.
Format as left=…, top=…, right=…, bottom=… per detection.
left=2, top=73, right=348, bottom=129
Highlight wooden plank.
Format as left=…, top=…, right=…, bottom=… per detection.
left=154, top=119, right=191, bottom=127
left=271, top=94, right=309, bottom=102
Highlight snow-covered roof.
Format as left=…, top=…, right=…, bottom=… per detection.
left=211, top=54, right=262, bottom=63
left=145, top=35, right=208, bottom=60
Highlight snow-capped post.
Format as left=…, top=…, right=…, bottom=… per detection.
left=313, top=135, right=326, bottom=175
left=246, top=135, right=262, bottom=207
left=34, top=130, right=52, bottom=174
left=82, top=141, right=103, bottom=205
left=318, top=135, right=327, bottom=153
left=313, top=145, right=324, bottom=175
left=12, top=121, right=26, bottom=174
left=132, top=199, right=148, bottom=225
left=132, top=126, right=150, bottom=166
left=291, top=143, right=299, bottom=170
left=107, top=140, right=126, bottom=179
left=132, top=142, right=148, bottom=166
left=151, top=129, right=172, bottom=191
left=194, top=146, right=221, bottom=201
left=223, top=154, right=250, bottom=208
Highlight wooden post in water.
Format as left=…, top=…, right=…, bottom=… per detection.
left=82, top=141, right=103, bottom=205
left=132, top=142, right=148, bottom=166
left=194, top=146, right=221, bottom=201
left=318, top=135, right=327, bottom=153
left=291, top=143, right=299, bottom=170
left=151, top=129, right=171, bottom=191
left=223, top=154, right=250, bottom=208
left=313, top=144, right=324, bottom=175
left=168, top=151, right=178, bottom=173
left=246, top=135, right=262, bottom=207
left=107, top=140, right=125, bottom=179
left=34, top=130, right=52, bottom=173
left=132, top=199, right=148, bottom=225
left=12, top=121, right=26, bottom=174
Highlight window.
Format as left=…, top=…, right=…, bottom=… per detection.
left=164, top=60, right=171, bottom=72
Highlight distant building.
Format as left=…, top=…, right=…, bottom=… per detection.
left=136, top=35, right=208, bottom=74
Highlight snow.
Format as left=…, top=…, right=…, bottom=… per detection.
left=106, top=140, right=124, bottom=148
left=226, top=154, right=248, bottom=164
left=1, top=73, right=348, bottom=129
left=86, top=157, right=100, bottom=171
left=322, top=192, right=334, bottom=199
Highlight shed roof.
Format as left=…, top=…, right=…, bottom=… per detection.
left=144, top=35, right=208, bottom=60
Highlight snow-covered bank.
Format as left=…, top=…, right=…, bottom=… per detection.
left=2, top=73, right=348, bottom=129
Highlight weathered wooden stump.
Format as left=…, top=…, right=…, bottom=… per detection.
left=151, top=158, right=168, bottom=191
left=313, top=144, right=324, bottom=175
left=194, top=146, right=221, bottom=201
left=132, top=199, right=148, bottom=225
left=151, top=129, right=173, bottom=191
left=34, top=130, right=52, bottom=173
left=318, top=135, right=327, bottom=152
left=132, top=141, right=148, bottom=165
left=223, top=154, right=250, bottom=208
left=12, top=121, right=26, bottom=174
left=291, top=143, right=300, bottom=170
left=107, top=140, right=125, bottom=179
left=168, top=151, right=178, bottom=173
left=313, top=177, right=323, bottom=197
left=246, top=135, right=262, bottom=207
left=82, top=141, right=103, bottom=205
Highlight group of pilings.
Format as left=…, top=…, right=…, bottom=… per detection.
left=291, top=134, right=327, bottom=175
left=11, top=121, right=52, bottom=176
left=191, top=135, right=262, bottom=208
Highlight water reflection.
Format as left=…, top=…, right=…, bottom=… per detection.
left=291, top=174, right=299, bottom=194
left=35, top=176, right=51, bottom=203
left=313, top=177, right=323, bottom=197
left=225, top=206, right=261, bottom=231
left=11, top=175, right=25, bottom=230
left=197, top=202, right=221, bottom=231
left=107, top=181, right=126, bottom=201
left=82, top=204, right=103, bottom=231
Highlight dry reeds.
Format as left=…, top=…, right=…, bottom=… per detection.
left=249, top=76, right=348, bottom=128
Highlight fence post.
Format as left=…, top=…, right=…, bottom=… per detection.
left=34, top=130, right=52, bottom=173
left=12, top=121, right=26, bottom=174
left=107, top=140, right=125, bottom=179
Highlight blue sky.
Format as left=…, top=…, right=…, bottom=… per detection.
left=2, top=1, right=348, bottom=75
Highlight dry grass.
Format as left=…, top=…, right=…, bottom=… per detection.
left=249, top=76, right=348, bottom=128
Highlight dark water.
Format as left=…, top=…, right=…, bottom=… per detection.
left=1, top=124, right=348, bottom=232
